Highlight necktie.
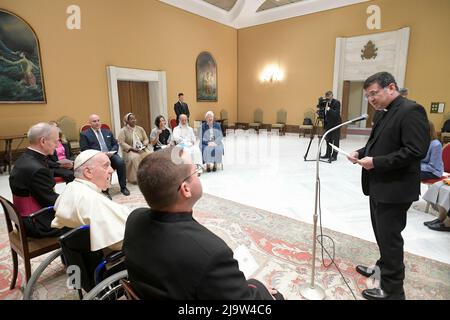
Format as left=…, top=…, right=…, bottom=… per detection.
left=96, top=130, right=108, bottom=152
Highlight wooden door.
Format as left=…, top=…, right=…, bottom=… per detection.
left=117, top=81, right=151, bottom=135
left=340, top=80, right=350, bottom=139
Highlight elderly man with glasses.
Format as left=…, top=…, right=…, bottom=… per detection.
left=51, top=150, right=131, bottom=252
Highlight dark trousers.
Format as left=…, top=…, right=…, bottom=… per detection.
left=110, top=154, right=127, bottom=189
left=325, top=128, right=341, bottom=159
left=369, top=198, right=410, bottom=293
left=420, top=171, right=441, bottom=180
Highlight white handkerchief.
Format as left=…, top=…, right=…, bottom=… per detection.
left=233, top=245, right=259, bottom=279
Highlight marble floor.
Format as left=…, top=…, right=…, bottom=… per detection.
left=1, top=132, right=449, bottom=265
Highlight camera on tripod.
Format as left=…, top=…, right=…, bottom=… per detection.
left=316, top=97, right=329, bottom=120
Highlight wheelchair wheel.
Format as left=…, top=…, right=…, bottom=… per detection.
left=23, top=249, right=68, bottom=300
left=82, top=270, right=128, bottom=300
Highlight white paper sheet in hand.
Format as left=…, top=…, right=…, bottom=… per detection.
left=329, top=143, right=351, bottom=157
left=233, top=245, right=259, bottom=279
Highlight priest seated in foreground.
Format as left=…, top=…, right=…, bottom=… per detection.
left=123, top=146, right=284, bottom=300
left=51, top=150, right=131, bottom=252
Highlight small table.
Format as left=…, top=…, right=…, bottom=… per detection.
left=0, top=134, right=27, bottom=174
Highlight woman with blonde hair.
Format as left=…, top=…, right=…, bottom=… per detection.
left=118, top=113, right=151, bottom=183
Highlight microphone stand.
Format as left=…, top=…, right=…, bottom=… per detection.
left=300, top=115, right=367, bottom=300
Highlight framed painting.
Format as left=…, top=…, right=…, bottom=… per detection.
left=0, top=9, right=46, bottom=103
left=196, top=51, right=217, bottom=102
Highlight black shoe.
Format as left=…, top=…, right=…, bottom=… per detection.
left=206, top=165, right=211, bottom=173
left=356, top=265, right=376, bottom=278
left=212, top=164, right=217, bottom=172
left=331, top=157, right=337, bottom=162
left=103, top=190, right=112, bottom=200
left=362, top=288, right=405, bottom=300
left=424, top=218, right=440, bottom=226
left=428, top=222, right=450, bottom=232
left=120, top=187, right=130, bottom=196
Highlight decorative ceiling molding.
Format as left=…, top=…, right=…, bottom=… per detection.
left=159, top=0, right=369, bottom=29
left=203, top=0, right=238, bottom=12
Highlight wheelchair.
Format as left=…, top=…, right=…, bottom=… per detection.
left=23, top=225, right=130, bottom=300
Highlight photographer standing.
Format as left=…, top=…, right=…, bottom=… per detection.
left=321, top=91, right=342, bottom=161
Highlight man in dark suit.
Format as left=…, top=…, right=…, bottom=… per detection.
left=79, top=114, right=130, bottom=196
left=9, top=122, right=68, bottom=238
left=174, top=93, right=190, bottom=125
left=321, top=91, right=342, bottom=161
left=347, top=72, right=429, bottom=300
left=123, top=147, right=283, bottom=300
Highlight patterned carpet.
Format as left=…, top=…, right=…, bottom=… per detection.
left=1, top=184, right=449, bottom=300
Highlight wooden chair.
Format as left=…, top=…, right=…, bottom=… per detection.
left=0, top=196, right=60, bottom=289
left=249, top=108, right=263, bottom=133
left=57, top=116, right=79, bottom=151
left=271, top=109, right=287, bottom=135
left=120, top=279, right=140, bottom=300
left=170, top=119, right=177, bottom=130
left=220, top=109, right=235, bottom=130
left=299, top=109, right=316, bottom=138
left=80, top=124, right=111, bottom=132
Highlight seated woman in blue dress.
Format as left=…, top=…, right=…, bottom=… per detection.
left=200, top=111, right=223, bottom=172
left=421, top=121, right=443, bottom=180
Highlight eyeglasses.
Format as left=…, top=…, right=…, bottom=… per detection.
left=177, top=166, right=203, bottom=191
left=364, top=87, right=388, bottom=100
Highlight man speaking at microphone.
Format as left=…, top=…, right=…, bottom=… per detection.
left=321, top=91, right=342, bottom=161
left=347, top=72, right=429, bottom=300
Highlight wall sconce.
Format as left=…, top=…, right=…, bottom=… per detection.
left=260, top=65, right=284, bottom=83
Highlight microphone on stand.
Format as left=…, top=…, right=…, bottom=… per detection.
left=349, top=114, right=369, bottom=124
left=299, top=113, right=368, bottom=300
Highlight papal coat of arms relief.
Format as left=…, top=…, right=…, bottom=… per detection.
left=361, top=40, right=378, bottom=60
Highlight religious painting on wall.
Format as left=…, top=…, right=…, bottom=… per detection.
left=196, top=51, right=217, bottom=102
left=0, top=9, right=46, bottom=103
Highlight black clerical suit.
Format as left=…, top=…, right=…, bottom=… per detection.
left=9, top=149, right=66, bottom=238
left=123, top=208, right=280, bottom=300
left=79, top=128, right=127, bottom=190
left=356, top=95, right=429, bottom=295
left=323, top=98, right=342, bottom=160
left=174, top=101, right=190, bottom=125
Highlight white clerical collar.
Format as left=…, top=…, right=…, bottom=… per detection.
left=74, top=178, right=102, bottom=193
left=27, top=147, right=46, bottom=156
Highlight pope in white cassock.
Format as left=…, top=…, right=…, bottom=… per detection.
left=51, top=149, right=131, bottom=252
left=172, top=114, right=202, bottom=165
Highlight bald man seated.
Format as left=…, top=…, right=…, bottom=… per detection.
left=52, top=150, right=131, bottom=252
left=79, top=114, right=130, bottom=196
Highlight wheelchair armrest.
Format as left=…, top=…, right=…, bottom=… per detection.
left=28, top=206, right=55, bottom=219
left=105, top=250, right=124, bottom=263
